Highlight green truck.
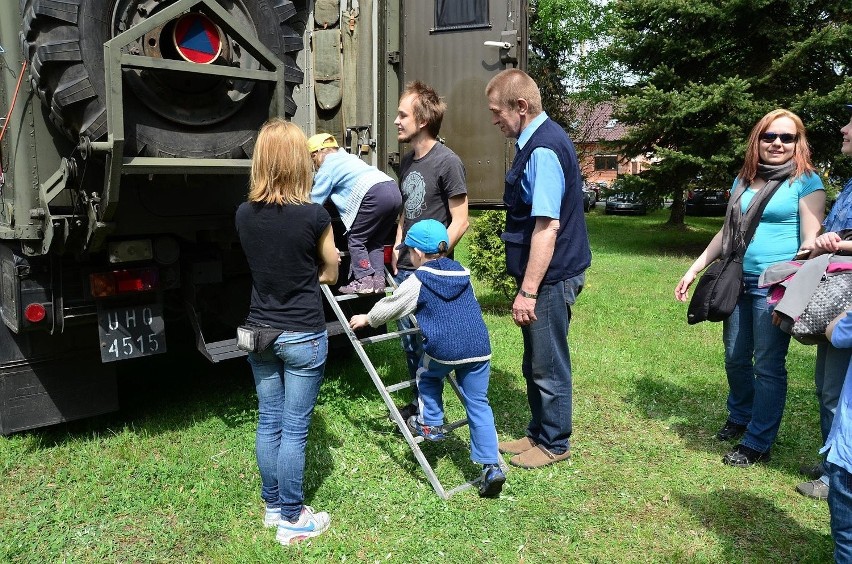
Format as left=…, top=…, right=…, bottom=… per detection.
left=0, top=0, right=526, bottom=434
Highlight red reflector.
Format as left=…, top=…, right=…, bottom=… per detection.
left=24, top=303, right=46, bottom=323
left=90, top=268, right=159, bottom=298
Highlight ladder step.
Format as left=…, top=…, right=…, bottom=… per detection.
left=359, top=327, right=420, bottom=345
left=385, top=379, right=416, bottom=393
left=444, top=418, right=469, bottom=433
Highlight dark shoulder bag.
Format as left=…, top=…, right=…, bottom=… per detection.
left=687, top=186, right=779, bottom=325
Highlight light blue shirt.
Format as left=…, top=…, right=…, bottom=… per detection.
left=516, top=112, right=565, bottom=219
left=310, top=149, right=394, bottom=230
left=821, top=312, right=852, bottom=474
left=824, top=177, right=852, bottom=233
left=738, top=171, right=823, bottom=275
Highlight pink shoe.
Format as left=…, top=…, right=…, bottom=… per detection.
left=338, top=277, right=375, bottom=295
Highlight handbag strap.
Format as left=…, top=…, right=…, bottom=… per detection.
left=733, top=181, right=785, bottom=260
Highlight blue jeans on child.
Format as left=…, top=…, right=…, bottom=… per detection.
left=416, top=356, right=498, bottom=464
left=248, top=330, right=327, bottom=522
left=828, top=462, right=852, bottom=562
left=722, top=274, right=791, bottom=454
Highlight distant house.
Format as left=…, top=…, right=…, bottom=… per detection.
left=572, top=101, right=651, bottom=187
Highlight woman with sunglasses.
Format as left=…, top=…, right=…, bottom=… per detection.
left=675, top=109, right=825, bottom=467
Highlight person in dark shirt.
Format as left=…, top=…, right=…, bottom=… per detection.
left=235, top=118, right=339, bottom=546
left=390, top=81, right=469, bottom=422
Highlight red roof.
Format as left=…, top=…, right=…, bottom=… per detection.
left=578, top=101, right=626, bottom=142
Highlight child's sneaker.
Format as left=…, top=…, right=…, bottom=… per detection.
left=407, top=415, right=446, bottom=441
left=276, top=505, right=330, bottom=545
left=478, top=464, right=506, bottom=498
left=338, top=277, right=375, bottom=295
left=263, top=505, right=281, bottom=528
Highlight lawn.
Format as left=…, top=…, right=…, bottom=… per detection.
left=0, top=207, right=833, bottom=562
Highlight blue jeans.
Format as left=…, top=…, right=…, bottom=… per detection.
left=393, top=268, right=423, bottom=402
left=722, top=274, right=791, bottom=453
left=520, top=273, right=584, bottom=455
left=817, top=343, right=852, bottom=442
left=828, top=462, right=852, bottom=562
left=247, top=330, right=327, bottom=522
left=416, top=357, right=498, bottom=464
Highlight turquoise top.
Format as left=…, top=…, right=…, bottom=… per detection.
left=739, top=171, right=823, bottom=275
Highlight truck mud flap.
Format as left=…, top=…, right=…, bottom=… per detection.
left=0, top=327, right=117, bottom=435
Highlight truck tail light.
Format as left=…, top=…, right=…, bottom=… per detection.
left=90, top=268, right=160, bottom=298
left=24, top=303, right=46, bottom=323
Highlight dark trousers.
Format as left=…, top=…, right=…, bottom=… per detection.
left=520, top=273, right=584, bottom=455
left=348, top=181, right=401, bottom=280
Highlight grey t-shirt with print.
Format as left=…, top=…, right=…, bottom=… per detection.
left=397, top=142, right=467, bottom=270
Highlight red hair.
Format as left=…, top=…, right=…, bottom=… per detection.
left=739, top=109, right=814, bottom=183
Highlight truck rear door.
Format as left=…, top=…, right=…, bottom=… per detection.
left=399, top=0, right=528, bottom=207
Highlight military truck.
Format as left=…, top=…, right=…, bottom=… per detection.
left=0, top=0, right=527, bottom=434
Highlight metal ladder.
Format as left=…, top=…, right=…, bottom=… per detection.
left=321, top=271, right=504, bottom=499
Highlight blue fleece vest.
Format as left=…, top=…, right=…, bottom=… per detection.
left=502, top=117, right=591, bottom=284
left=415, top=258, right=491, bottom=364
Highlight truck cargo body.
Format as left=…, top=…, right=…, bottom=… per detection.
left=0, top=0, right=527, bottom=433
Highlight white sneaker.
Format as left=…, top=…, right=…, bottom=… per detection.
left=263, top=506, right=281, bottom=528
left=276, top=505, right=331, bottom=545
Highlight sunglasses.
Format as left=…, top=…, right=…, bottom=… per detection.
left=760, top=132, right=798, bottom=144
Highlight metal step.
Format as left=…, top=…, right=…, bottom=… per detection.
left=204, top=339, right=247, bottom=363
left=359, top=327, right=420, bottom=345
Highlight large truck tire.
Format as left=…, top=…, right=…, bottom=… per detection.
left=20, top=0, right=305, bottom=158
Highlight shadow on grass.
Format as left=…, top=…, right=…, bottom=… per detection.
left=627, top=376, right=722, bottom=447
left=676, top=490, right=832, bottom=561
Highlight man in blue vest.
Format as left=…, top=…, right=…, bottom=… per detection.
left=485, top=69, right=591, bottom=469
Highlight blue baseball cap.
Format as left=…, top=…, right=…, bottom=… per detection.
left=397, top=219, right=449, bottom=254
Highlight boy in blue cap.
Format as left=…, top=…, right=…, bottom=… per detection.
left=349, top=219, right=505, bottom=497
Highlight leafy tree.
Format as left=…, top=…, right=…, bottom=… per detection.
left=529, top=0, right=621, bottom=125
left=607, top=0, right=852, bottom=225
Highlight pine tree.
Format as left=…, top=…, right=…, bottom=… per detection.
left=608, top=0, right=852, bottom=225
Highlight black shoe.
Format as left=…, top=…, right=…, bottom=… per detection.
left=388, top=401, right=419, bottom=423
left=799, top=462, right=825, bottom=480
left=716, top=420, right=748, bottom=441
left=478, top=464, right=506, bottom=498
left=722, top=444, right=770, bottom=467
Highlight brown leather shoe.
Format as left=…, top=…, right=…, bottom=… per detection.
left=498, top=436, right=537, bottom=455
left=509, top=444, right=570, bottom=469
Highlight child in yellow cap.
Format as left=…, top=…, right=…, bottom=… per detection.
left=308, top=133, right=402, bottom=294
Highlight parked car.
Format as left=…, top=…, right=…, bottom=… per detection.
left=685, top=189, right=729, bottom=216
left=605, top=192, right=647, bottom=215
left=582, top=187, right=594, bottom=212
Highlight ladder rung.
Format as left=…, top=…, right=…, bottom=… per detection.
left=333, top=293, right=362, bottom=302
left=385, top=379, right=416, bottom=393
left=444, top=418, right=469, bottom=433
left=359, top=327, right=420, bottom=345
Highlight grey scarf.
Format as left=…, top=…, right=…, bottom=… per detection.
left=720, top=160, right=796, bottom=258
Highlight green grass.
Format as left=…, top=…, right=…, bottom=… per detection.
left=0, top=207, right=832, bottom=562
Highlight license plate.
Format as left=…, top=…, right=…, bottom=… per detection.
left=97, top=303, right=166, bottom=362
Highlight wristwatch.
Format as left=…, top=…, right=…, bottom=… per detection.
left=519, top=289, right=538, bottom=299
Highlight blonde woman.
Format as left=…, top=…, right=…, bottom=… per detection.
left=675, top=109, right=825, bottom=467
left=235, top=119, right=339, bottom=545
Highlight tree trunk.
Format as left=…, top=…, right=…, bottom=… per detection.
left=667, top=189, right=686, bottom=226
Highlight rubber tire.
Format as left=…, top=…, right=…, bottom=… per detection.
left=20, top=0, right=305, bottom=158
